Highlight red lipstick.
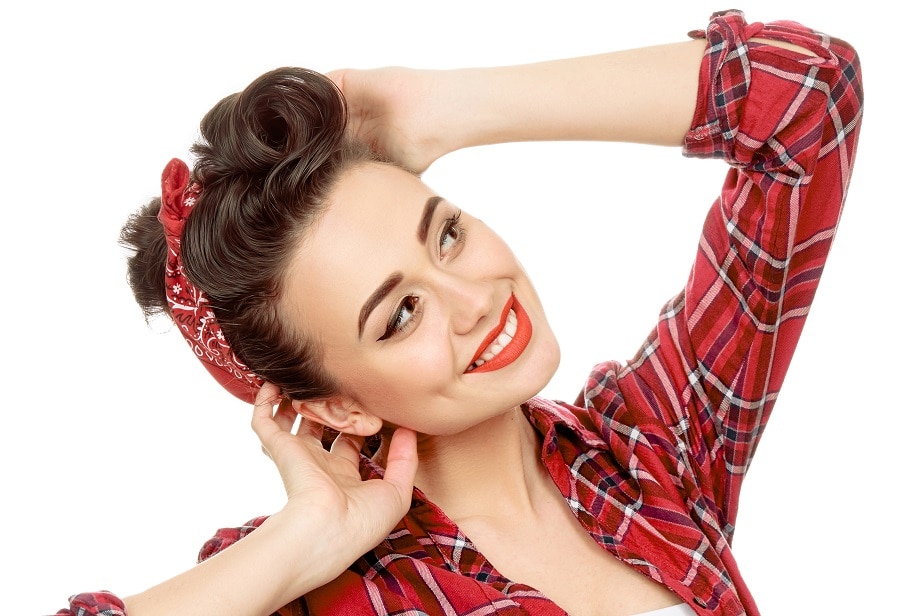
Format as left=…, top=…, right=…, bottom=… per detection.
left=467, top=295, right=532, bottom=373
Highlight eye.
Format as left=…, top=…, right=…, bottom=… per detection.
left=378, top=295, right=420, bottom=341
left=439, top=210, right=466, bottom=258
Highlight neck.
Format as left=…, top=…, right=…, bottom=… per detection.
left=392, top=405, right=550, bottom=523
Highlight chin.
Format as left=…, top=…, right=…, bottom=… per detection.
left=515, top=332, right=562, bottom=403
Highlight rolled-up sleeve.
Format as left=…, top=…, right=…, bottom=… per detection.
left=627, top=8, right=863, bottom=532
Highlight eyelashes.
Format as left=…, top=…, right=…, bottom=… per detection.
left=378, top=210, right=466, bottom=341
left=440, top=210, right=465, bottom=256
left=379, top=295, right=419, bottom=341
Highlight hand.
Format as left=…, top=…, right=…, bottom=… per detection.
left=251, top=383, right=418, bottom=582
left=328, top=67, right=458, bottom=174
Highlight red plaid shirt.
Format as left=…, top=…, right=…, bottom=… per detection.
left=58, top=9, right=863, bottom=616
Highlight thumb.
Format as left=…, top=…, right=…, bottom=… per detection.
left=381, top=428, right=418, bottom=501
left=326, top=69, right=346, bottom=93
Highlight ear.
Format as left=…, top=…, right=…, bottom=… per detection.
left=293, top=396, right=382, bottom=437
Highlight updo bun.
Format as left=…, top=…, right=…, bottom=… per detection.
left=121, top=67, right=374, bottom=400
left=195, top=68, right=347, bottom=188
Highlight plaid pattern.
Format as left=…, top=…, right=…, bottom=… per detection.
left=56, top=9, right=862, bottom=616
left=55, top=593, right=126, bottom=616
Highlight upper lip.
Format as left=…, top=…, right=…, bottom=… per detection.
left=467, top=294, right=516, bottom=368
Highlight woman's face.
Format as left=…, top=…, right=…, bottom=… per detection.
left=282, top=162, right=560, bottom=435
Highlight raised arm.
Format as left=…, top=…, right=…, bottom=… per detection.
left=331, top=40, right=703, bottom=172
left=336, top=5, right=863, bottom=559
left=581, top=11, right=863, bottom=534
left=58, top=384, right=418, bottom=616
left=332, top=33, right=814, bottom=172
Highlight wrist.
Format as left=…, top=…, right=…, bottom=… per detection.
left=257, top=506, right=348, bottom=597
left=433, top=67, right=509, bottom=154
left=435, top=65, right=555, bottom=153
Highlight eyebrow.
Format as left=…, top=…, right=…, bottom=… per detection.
left=358, top=272, right=403, bottom=339
left=358, top=196, right=445, bottom=339
left=417, top=196, right=444, bottom=244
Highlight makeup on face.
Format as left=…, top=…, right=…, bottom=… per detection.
left=466, top=295, right=532, bottom=373
left=283, top=162, right=560, bottom=435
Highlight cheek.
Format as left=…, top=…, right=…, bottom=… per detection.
left=465, top=227, right=519, bottom=274
left=341, top=335, right=456, bottom=409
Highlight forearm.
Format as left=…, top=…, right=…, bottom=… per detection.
left=338, top=25, right=821, bottom=172
left=123, top=511, right=334, bottom=616
left=441, top=38, right=707, bottom=152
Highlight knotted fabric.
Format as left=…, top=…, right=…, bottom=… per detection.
left=158, top=158, right=263, bottom=403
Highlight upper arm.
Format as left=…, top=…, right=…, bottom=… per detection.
left=612, top=10, right=862, bottom=530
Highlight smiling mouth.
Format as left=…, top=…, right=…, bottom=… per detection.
left=466, top=295, right=532, bottom=373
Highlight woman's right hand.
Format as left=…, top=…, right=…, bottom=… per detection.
left=251, top=383, right=418, bottom=588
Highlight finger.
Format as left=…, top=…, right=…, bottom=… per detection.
left=325, top=69, right=366, bottom=139
left=299, top=420, right=324, bottom=442
left=297, top=413, right=325, bottom=441
left=329, top=432, right=365, bottom=465
left=382, top=428, right=419, bottom=500
left=325, top=69, right=345, bottom=92
left=250, top=382, right=282, bottom=442
left=272, top=396, right=298, bottom=433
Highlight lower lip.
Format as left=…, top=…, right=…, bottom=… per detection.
left=467, top=296, right=532, bottom=374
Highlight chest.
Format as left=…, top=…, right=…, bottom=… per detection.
left=457, top=495, right=684, bottom=616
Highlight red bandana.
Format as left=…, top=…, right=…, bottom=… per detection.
left=158, top=158, right=263, bottom=403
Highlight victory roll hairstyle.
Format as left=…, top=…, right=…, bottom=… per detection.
left=121, top=67, right=375, bottom=402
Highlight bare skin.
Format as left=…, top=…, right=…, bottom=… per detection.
left=119, top=34, right=818, bottom=616
left=405, top=412, right=683, bottom=616
left=319, top=39, right=713, bottom=614
left=325, top=36, right=814, bottom=615
left=458, top=481, right=684, bottom=616
left=124, top=384, right=418, bottom=616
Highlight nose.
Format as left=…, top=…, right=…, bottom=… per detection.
left=434, top=270, right=493, bottom=335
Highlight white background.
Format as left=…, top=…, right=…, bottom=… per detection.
left=1, top=1, right=893, bottom=614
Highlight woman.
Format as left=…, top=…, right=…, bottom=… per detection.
left=56, top=9, right=862, bottom=616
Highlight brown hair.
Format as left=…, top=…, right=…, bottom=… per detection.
left=120, top=67, right=374, bottom=400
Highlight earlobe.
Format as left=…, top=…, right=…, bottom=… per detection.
left=293, top=396, right=382, bottom=437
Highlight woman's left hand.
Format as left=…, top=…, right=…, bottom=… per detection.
left=251, top=383, right=419, bottom=591
left=328, top=67, right=461, bottom=173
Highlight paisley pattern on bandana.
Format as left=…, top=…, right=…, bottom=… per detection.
left=158, top=158, right=263, bottom=404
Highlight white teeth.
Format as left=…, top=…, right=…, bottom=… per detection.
left=468, top=309, right=519, bottom=371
